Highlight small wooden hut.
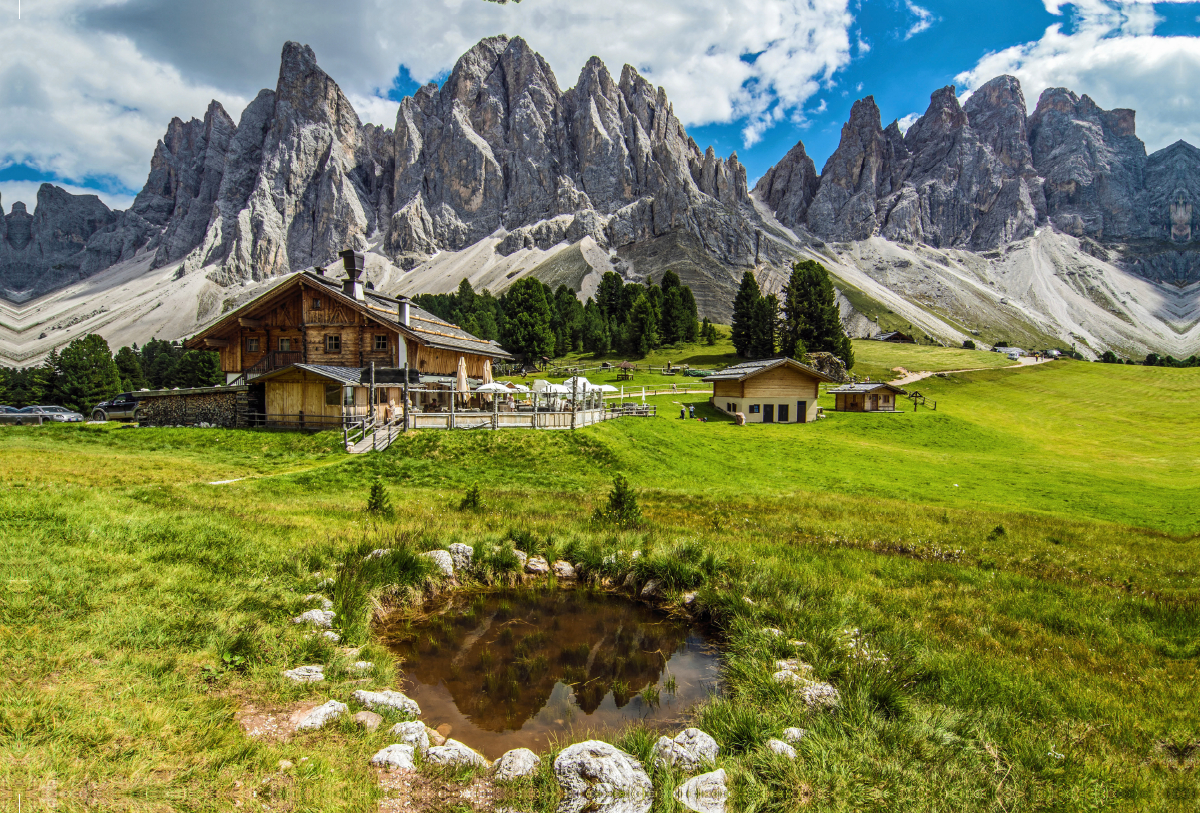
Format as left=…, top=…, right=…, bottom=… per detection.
left=702, top=358, right=837, bottom=424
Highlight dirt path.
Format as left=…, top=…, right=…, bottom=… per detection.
left=890, top=356, right=1053, bottom=387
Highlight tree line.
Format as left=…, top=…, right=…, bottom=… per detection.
left=730, top=259, right=854, bottom=368
left=415, top=271, right=713, bottom=362
left=0, top=335, right=222, bottom=412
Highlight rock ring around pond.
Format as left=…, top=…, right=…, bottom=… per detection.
left=425, top=738, right=489, bottom=768
left=351, top=689, right=420, bottom=717
left=652, top=728, right=719, bottom=773
left=491, top=747, right=541, bottom=781
left=674, top=768, right=728, bottom=813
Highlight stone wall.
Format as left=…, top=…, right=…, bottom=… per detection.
left=137, top=388, right=245, bottom=428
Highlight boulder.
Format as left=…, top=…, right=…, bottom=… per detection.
left=295, top=700, right=347, bottom=732
left=513, top=550, right=528, bottom=568
left=364, top=548, right=391, bottom=560
left=351, top=689, right=421, bottom=717
left=282, top=665, right=325, bottom=683
left=682, top=592, right=698, bottom=608
left=782, top=727, right=807, bottom=744
left=448, top=542, right=474, bottom=573
left=491, top=747, right=541, bottom=781
left=651, top=728, right=719, bottom=773
left=800, top=681, right=841, bottom=710
left=420, top=550, right=455, bottom=578
left=425, top=738, right=489, bottom=768
left=427, top=725, right=447, bottom=746
left=673, top=768, right=727, bottom=813
left=321, top=630, right=341, bottom=643
left=348, top=660, right=373, bottom=673
left=390, top=721, right=431, bottom=756
left=766, top=738, right=797, bottom=759
left=525, top=556, right=550, bottom=576
left=640, top=579, right=662, bottom=599
left=554, top=740, right=653, bottom=813
left=370, top=743, right=416, bottom=771
left=354, top=711, right=383, bottom=731
left=292, top=609, right=334, bottom=629
left=553, top=561, right=578, bottom=580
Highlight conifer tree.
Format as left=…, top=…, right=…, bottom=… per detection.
left=731, top=271, right=761, bottom=357
left=53, top=334, right=121, bottom=413
left=781, top=259, right=854, bottom=368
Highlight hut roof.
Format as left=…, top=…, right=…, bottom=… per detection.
left=827, top=382, right=908, bottom=394
left=702, top=357, right=838, bottom=384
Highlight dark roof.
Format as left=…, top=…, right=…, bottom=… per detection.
left=876, top=331, right=915, bottom=342
left=827, top=382, right=907, bottom=394
left=188, top=270, right=512, bottom=361
left=256, top=364, right=365, bottom=385
left=702, top=357, right=838, bottom=384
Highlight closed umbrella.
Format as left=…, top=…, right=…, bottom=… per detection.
left=456, top=356, right=468, bottom=404
left=481, top=360, right=494, bottom=404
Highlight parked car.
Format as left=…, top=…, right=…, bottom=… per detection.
left=18, top=405, right=84, bottom=423
left=91, top=392, right=142, bottom=422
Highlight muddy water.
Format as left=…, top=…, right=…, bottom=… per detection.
left=378, top=587, right=721, bottom=759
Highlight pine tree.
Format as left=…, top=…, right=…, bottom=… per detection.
left=750, top=294, right=778, bottom=358
left=680, top=287, right=699, bottom=342
left=781, top=259, right=854, bottom=368
left=169, top=350, right=223, bottom=388
left=499, top=277, right=556, bottom=361
left=626, top=292, right=659, bottom=358
left=53, top=334, right=121, bottom=413
left=731, top=271, right=761, bottom=357
left=582, top=299, right=610, bottom=355
left=114, top=346, right=147, bottom=391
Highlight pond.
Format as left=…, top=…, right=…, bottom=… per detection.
left=378, top=587, right=721, bottom=759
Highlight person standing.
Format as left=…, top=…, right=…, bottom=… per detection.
left=688, top=404, right=695, bottom=418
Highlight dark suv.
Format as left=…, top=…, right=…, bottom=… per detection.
left=92, top=393, right=142, bottom=422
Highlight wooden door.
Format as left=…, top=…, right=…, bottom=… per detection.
left=778, top=403, right=789, bottom=422
left=763, top=404, right=774, bottom=423
left=797, top=401, right=807, bottom=423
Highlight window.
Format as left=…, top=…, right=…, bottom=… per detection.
left=325, top=385, right=340, bottom=406
left=312, top=297, right=322, bottom=310
left=344, top=387, right=355, bottom=407
left=278, top=337, right=291, bottom=352
left=727, top=402, right=735, bottom=413
left=246, top=337, right=259, bottom=353
left=325, top=334, right=341, bottom=353
left=749, top=404, right=760, bottom=414
left=378, top=388, right=389, bottom=404
left=374, top=334, right=388, bottom=351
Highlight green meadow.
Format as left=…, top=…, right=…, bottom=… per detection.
left=2, top=350, right=1197, bottom=812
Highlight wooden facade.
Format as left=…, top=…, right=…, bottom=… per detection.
left=830, top=383, right=904, bottom=413
left=704, top=358, right=834, bottom=424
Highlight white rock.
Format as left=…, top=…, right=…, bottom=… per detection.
left=420, top=549, right=455, bottom=578
left=762, top=627, right=783, bottom=637
left=513, top=550, right=528, bottom=568
left=683, top=592, right=698, bottom=607
left=524, top=556, right=550, bottom=576
left=321, top=630, right=341, bottom=643
left=351, top=689, right=421, bottom=718
left=622, top=571, right=638, bottom=589
left=772, top=670, right=807, bottom=687
left=800, top=681, right=841, bottom=710
left=743, top=596, right=756, bottom=606
left=425, top=738, right=489, bottom=768
left=303, top=594, right=333, bottom=611
left=491, top=747, right=541, bottom=781
left=766, top=738, right=797, bottom=759
left=652, top=728, right=719, bottom=772
left=316, top=578, right=335, bottom=589
left=448, top=542, right=474, bottom=573
left=640, top=579, right=662, bottom=599
left=282, top=665, right=325, bottom=683
left=348, top=660, right=373, bottom=673
left=775, top=659, right=811, bottom=674
left=674, top=768, right=727, bottom=813
left=292, top=609, right=334, bottom=629
left=553, top=560, right=578, bottom=580
left=782, top=727, right=807, bottom=744
left=555, top=740, right=653, bottom=813
left=364, top=548, right=391, bottom=560
left=370, top=743, right=415, bottom=771
left=389, top=721, right=430, bottom=757
left=295, top=700, right=347, bottom=732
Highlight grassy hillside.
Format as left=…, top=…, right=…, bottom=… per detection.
left=2, top=358, right=1196, bottom=811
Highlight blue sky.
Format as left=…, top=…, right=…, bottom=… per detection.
left=2, top=1, right=1199, bottom=209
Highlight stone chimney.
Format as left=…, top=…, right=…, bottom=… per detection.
left=339, top=249, right=366, bottom=301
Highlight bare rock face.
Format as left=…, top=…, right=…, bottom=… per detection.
left=1028, top=87, right=1147, bottom=240
left=753, top=140, right=819, bottom=230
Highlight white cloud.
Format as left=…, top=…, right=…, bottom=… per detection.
left=0, top=0, right=856, bottom=209
left=956, top=1, right=1200, bottom=153
left=903, top=1, right=937, bottom=40
left=896, top=113, right=920, bottom=133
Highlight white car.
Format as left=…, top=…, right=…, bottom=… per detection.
left=18, top=405, right=85, bottom=423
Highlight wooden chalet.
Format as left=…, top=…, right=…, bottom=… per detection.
left=875, top=331, right=916, bottom=344
left=185, top=250, right=513, bottom=427
left=827, top=381, right=907, bottom=412
left=702, top=358, right=837, bottom=424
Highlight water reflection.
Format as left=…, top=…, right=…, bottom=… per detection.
left=378, top=587, right=721, bottom=759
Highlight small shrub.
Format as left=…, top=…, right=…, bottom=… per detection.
left=593, top=475, right=641, bottom=527
left=987, top=525, right=1006, bottom=541
left=962, top=339, right=976, bottom=350
left=366, top=480, right=393, bottom=517
left=459, top=483, right=483, bottom=512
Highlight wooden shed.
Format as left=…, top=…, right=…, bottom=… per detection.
left=702, top=358, right=837, bottom=424
left=827, top=382, right=907, bottom=412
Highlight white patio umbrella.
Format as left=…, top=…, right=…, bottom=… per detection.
left=597, top=384, right=618, bottom=393
left=476, top=382, right=511, bottom=393
left=562, top=375, right=597, bottom=391
left=480, top=359, right=495, bottom=404
left=505, top=383, right=530, bottom=392
left=543, top=383, right=571, bottom=394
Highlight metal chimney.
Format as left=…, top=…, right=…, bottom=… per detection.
left=339, top=249, right=366, bottom=301
left=400, top=299, right=411, bottom=327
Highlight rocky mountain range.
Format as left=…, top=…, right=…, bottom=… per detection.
left=2, top=35, right=1199, bottom=364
